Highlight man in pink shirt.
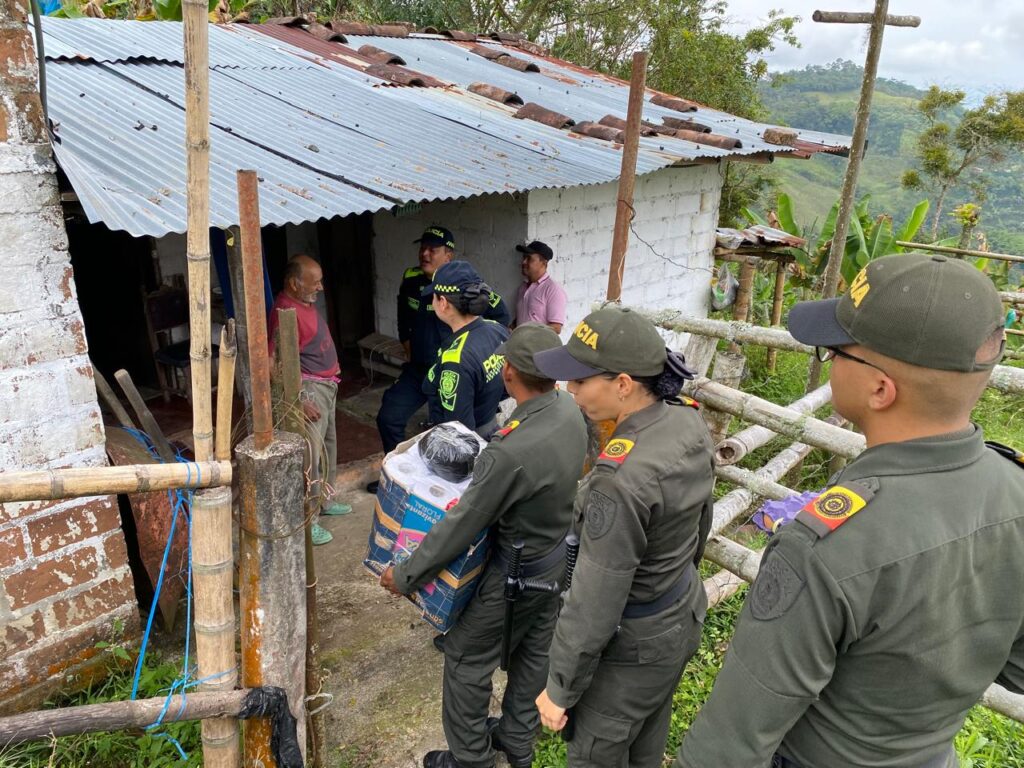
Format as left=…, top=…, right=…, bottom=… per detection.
left=268, top=254, right=351, bottom=546
left=514, top=241, right=567, bottom=334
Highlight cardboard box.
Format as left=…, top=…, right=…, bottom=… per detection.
left=363, top=425, right=489, bottom=632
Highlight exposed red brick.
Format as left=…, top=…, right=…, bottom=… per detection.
left=59, top=266, right=74, bottom=301
left=50, top=572, right=136, bottom=632
left=1, top=498, right=62, bottom=523
left=0, top=611, right=45, bottom=656
left=1, top=0, right=30, bottom=24
left=0, top=105, right=7, bottom=143
left=0, top=29, right=32, bottom=78
left=27, top=499, right=120, bottom=555
left=103, top=533, right=129, bottom=571
left=4, top=548, right=101, bottom=610
left=68, top=318, right=88, bottom=354
left=12, top=90, right=44, bottom=143
left=0, top=526, right=27, bottom=564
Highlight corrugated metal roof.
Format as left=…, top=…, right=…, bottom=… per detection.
left=41, top=19, right=851, bottom=237
left=717, top=226, right=807, bottom=249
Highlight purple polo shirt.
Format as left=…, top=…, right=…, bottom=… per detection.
left=515, top=272, right=568, bottom=327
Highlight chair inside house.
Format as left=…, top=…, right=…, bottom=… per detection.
left=143, top=286, right=219, bottom=403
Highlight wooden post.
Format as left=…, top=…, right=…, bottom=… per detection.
left=766, top=259, right=787, bottom=372
left=606, top=51, right=648, bottom=302
left=273, top=309, right=327, bottom=766
left=92, top=366, right=135, bottom=429
left=215, top=321, right=237, bottom=462
left=703, top=351, right=746, bottom=444
left=237, top=171, right=274, bottom=451
left=226, top=226, right=254, bottom=428
left=807, top=0, right=919, bottom=391
left=113, top=369, right=177, bottom=463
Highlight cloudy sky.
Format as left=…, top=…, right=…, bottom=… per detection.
left=723, top=0, right=1024, bottom=96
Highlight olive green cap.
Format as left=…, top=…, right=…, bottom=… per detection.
left=788, top=253, right=1005, bottom=372
left=534, top=306, right=666, bottom=380
left=496, top=323, right=562, bottom=380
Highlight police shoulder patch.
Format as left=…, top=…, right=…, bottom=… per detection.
left=495, top=419, right=520, bottom=438
left=597, top=438, right=635, bottom=469
left=795, top=479, right=876, bottom=538
left=750, top=550, right=805, bottom=620
left=584, top=489, right=615, bottom=540
left=471, top=450, right=495, bottom=484
left=986, top=440, right=1024, bottom=469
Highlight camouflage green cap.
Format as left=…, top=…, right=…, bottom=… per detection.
left=496, top=323, right=562, bottom=380
left=788, top=253, right=1005, bottom=372
left=534, top=306, right=666, bottom=380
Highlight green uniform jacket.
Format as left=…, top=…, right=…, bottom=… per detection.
left=546, top=398, right=716, bottom=708
left=392, top=389, right=588, bottom=593
left=679, top=426, right=1024, bottom=768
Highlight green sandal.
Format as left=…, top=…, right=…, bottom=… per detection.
left=310, top=523, right=333, bottom=545
left=321, top=502, right=353, bottom=516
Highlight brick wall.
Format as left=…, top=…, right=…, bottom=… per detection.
left=527, top=163, right=722, bottom=345
left=0, top=0, right=138, bottom=714
left=371, top=193, right=528, bottom=338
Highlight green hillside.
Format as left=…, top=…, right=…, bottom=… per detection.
left=759, top=61, right=1024, bottom=255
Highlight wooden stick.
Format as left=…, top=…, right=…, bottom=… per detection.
left=226, top=226, right=254, bottom=430
left=703, top=569, right=746, bottom=609
left=0, top=461, right=231, bottom=502
left=689, top=377, right=867, bottom=458
left=1000, top=291, right=1024, bottom=306
left=732, top=258, right=757, bottom=331
left=895, top=241, right=1024, bottom=264
left=0, top=689, right=250, bottom=745
left=704, top=351, right=746, bottom=444
left=714, top=464, right=796, bottom=502
left=812, top=10, right=920, bottom=26
left=215, top=320, right=237, bottom=462
left=767, top=260, right=787, bottom=372
left=606, top=51, right=648, bottom=302
left=113, top=369, right=177, bottom=463
left=715, top=384, right=832, bottom=465
left=237, top=170, right=273, bottom=451
left=92, top=365, right=135, bottom=429
left=809, top=0, right=891, bottom=392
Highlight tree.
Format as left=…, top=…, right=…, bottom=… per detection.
left=901, top=86, right=1024, bottom=240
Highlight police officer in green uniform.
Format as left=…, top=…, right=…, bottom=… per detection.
left=533, top=306, right=716, bottom=768
left=380, top=323, right=589, bottom=768
left=420, top=261, right=510, bottom=439
left=676, top=253, right=1024, bottom=768
left=372, top=227, right=511, bottom=488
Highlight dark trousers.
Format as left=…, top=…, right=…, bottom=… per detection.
left=376, top=363, right=428, bottom=453
left=442, top=561, right=560, bottom=768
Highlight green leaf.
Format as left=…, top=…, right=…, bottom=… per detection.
left=775, top=192, right=799, bottom=235
left=867, top=215, right=895, bottom=260
left=153, top=0, right=181, bottom=20
left=740, top=206, right=768, bottom=226
left=894, top=199, right=930, bottom=250
left=842, top=214, right=869, bottom=284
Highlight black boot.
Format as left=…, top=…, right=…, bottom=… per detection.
left=366, top=480, right=380, bottom=494
left=433, top=633, right=445, bottom=652
left=486, top=717, right=534, bottom=768
left=423, top=751, right=466, bottom=768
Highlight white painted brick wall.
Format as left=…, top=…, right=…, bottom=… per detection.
left=371, top=193, right=528, bottom=337
left=527, top=164, right=724, bottom=343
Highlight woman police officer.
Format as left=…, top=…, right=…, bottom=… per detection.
left=533, top=306, right=715, bottom=768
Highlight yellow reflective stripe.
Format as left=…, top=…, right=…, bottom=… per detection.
left=404, top=267, right=424, bottom=279
left=441, top=331, right=469, bottom=364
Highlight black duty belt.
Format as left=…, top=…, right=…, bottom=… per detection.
left=495, top=537, right=567, bottom=579
left=621, top=562, right=694, bottom=620
left=772, top=747, right=955, bottom=768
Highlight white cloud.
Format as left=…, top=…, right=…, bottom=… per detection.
left=722, top=0, right=1024, bottom=94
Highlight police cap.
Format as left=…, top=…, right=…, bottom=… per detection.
left=496, top=323, right=562, bottom=380
left=414, top=225, right=456, bottom=250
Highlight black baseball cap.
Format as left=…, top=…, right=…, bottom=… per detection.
left=414, top=225, right=455, bottom=250
left=421, top=260, right=483, bottom=297
left=534, top=306, right=667, bottom=380
left=496, top=323, right=562, bottom=379
left=516, top=240, right=554, bottom=261
left=788, top=253, right=1005, bottom=372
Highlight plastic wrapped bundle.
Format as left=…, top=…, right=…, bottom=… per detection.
left=417, top=423, right=483, bottom=482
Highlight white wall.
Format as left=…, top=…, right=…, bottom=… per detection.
left=527, top=163, right=722, bottom=346
left=371, top=193, right=528, bottom=337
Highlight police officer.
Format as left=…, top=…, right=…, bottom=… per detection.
left=533, top=306, right=716, bottom=768
left=371, top=227, right=511, bottom=492
left=380, top=323, right=589, bottom=768
left=676, top=253, right=1024, bottom=768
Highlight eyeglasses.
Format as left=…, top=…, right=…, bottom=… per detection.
left=815, top=346, right=889, bottom=377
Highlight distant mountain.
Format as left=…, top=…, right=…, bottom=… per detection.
left=759, top=60, right=1024, bottom=255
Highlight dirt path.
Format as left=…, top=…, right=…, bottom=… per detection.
left=312, top=493, right=509, bottom=768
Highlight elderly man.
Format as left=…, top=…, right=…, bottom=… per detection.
left=676, top=253, right=1024, bottom=768
left=513, top=240, right=567, bottom=333
left=269, top=254, right=351, bottom=546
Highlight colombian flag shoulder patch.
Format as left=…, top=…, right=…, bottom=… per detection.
left=796, top=481, right=875, bottom=538
left=495, top=420, right=520, bottom=438
left=598, top=438, right=635, bottom=466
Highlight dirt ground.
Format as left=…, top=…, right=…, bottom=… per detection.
left=311, top=480, right=511, bottom=768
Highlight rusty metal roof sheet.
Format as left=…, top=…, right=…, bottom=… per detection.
left=41, top=19, right=851, bottom=238
left=716, top=225, right=807, bottom=249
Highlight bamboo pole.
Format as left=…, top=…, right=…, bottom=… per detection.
left=812, top=10, right=919, bottom=25
left=226, top=226, right=254, bottom=429
left=113, top=369, right=177, bottom=463
left=183, top=0, right=213, bottom=464
left=0, top=689, right=250, bottom=745
left=0, top=461, right=231, bottom=503
left=731, top=258, right=757, bottom=336
left=606, top=51, right=648, bottom=302
left=92, top=366, right=135, bottom=429
left=767, top=260, right=787, bottom=372
left=715, top=384, right=832, bottom=465
left=646, top=314, right=1024, bottom=396
left=689, top=377, right=867, bottom=458
left=896, top=241, right=1024, bottom=264
left=702, top=569, right=746, bottom=609
left=215, top=321, right=237, bottom=462
left=714, top=464, right=795, bottom=502
left=237, top=170, right=273, bottom=451
left=999, top=291, right=1024, bottom=306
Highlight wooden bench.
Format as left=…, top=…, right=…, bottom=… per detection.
left=357, top=333, right=407, bottom=380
